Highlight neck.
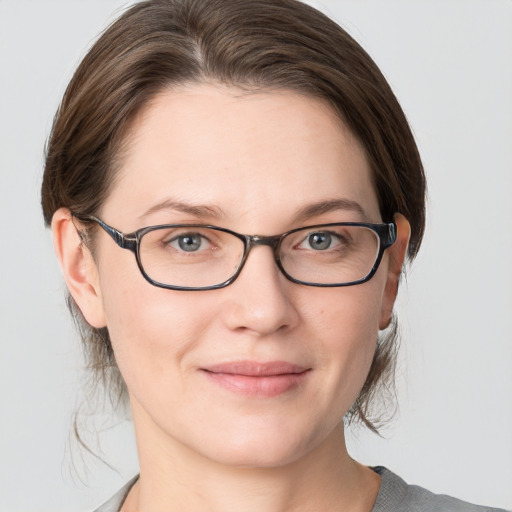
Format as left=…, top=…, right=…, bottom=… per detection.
left=123, top=399, right=380, bottom=512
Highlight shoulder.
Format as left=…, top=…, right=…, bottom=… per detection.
left=90, top=469, right=510, bottom=512
left=91, top=475, right=138, bottom=512
left=372, top=467, right=509, bottom=512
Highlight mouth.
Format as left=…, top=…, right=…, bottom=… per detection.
left=201, top=361, right=311, bottom=398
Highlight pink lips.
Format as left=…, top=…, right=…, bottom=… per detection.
left=201, top=361, right=310, bottom=397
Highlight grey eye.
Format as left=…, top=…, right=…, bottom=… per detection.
left=308, top=232, right=332, bottom=250
left=176, top=234, right=203, bottom=252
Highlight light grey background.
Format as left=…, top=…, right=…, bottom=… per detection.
left=0, top=1, right=511, bottom=511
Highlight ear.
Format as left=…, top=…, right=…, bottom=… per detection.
left=51, top=208, right=107, bottom=328
left=379, top=213, right=411, bottom=330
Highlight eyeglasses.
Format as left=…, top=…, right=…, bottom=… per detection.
left=73, top=214, right=396, bottom=291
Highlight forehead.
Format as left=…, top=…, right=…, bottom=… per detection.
left=104, top=84, right=380, bottom=229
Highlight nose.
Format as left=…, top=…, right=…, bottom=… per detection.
left=220, top=244, right=300, bottom=337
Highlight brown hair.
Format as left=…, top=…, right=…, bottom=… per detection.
left=42, top=0, right=426, bottom=432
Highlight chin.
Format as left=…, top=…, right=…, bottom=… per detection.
left=190, top=419, right=332, bottom=470
left=207, top=443, right=306, bottom=469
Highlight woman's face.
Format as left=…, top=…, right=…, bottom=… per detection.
left=66, top=84, right=408, bottom=468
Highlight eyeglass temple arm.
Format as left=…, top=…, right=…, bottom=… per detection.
left=383, top=222, right=397, bottom=249
left=73, top=214, right=137, bottom=252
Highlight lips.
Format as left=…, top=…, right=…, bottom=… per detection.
left=201, top=361, right=311, bottom=397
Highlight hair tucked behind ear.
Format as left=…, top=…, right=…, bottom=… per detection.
left=42, top=0, right=426, bottom=436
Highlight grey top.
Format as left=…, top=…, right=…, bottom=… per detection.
left=93, top=467, right=509, bottom=512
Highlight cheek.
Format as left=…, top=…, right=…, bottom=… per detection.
left=96, top=252, right=219, bottom=398
left=301, top=282, right=385, bottom=408
left=304, top=279, right=384, bottom=351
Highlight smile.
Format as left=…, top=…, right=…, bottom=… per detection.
left=201, top=361, right=311, bottom=398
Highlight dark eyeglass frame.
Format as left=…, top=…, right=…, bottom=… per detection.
left=73, top=214, right=397, bottom=291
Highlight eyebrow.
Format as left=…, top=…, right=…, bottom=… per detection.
left=292, top=198, right=368, bottom=223
left=139, top=198, right=225, bottom=221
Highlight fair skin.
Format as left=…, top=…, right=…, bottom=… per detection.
left=52, top=84, right=410, bottom=512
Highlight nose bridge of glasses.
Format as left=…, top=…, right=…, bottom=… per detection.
left=233, top=234, right=284, bottom=285
left=247, top=234, right=282, bottom=258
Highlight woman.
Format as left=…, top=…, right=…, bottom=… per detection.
left=40, top=0, right=508, bottom=511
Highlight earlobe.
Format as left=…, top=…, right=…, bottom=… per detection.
left=379, top=213, right=411, bottom=330
left=51, top=208, right=107, bottom=328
